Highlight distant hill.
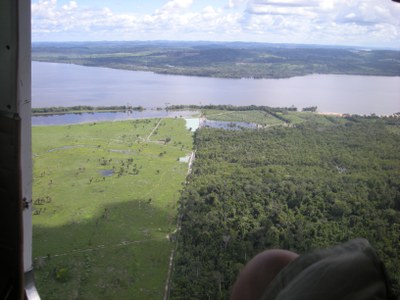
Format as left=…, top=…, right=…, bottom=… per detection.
left=32, top=41, right=400, bottom=79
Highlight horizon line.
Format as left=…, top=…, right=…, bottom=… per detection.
left=31, top=39, right=400, bottom=51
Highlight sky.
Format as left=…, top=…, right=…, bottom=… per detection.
left=32, top=0, right=400, bottom=48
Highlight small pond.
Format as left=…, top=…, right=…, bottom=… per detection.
left=100, top=169, right=114, bottom=177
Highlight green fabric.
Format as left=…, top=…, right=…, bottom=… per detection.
left=261, top=239, right=394, bottom=300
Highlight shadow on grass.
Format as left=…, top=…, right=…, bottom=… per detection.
left=33, top=200, right=175, bottom=300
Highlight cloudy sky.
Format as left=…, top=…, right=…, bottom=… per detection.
left=32, top=0, right=400, bottom=48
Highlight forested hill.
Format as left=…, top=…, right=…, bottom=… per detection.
left=32, top=41, right=400, bottom=79
left=170, top=116, right=400, bottom=299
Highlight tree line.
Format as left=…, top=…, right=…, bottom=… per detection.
left=32, top=41, right=400, bottom=79
left=32, top=105, right=144, bottom=115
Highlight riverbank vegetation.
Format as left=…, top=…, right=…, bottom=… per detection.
left=170, top=115, right=400, bottom=299
left=32, top=41, right=400, bottom=79
left=32, top=118, right=193, bottom=299
left=32, top=105, right=144, bottom=115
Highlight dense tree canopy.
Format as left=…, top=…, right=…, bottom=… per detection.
left=170, top=118, right=400, bottom=299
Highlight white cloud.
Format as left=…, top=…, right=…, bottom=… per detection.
left=201, top=6, right=219, bottom=19
left=157, top=0, right=193, bottom=13
left=226, top=0, right=248, bottom=9
left=62, top=1, right=77, bottom=11
left=241, top=0, right=400, bottom=46
left=31, top=0, right=400, bottom=48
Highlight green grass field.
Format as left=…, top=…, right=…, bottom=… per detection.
left=32, top=118, right=193, bottom=299
left=203, top=109, right=285, bottom=126
left=202, top=109, right=345, bottom=127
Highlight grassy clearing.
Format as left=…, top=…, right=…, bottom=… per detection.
left=202, top=109, right=346, bottom=127
left=203, top=109, right=285, bottom=126
left=32, top=118, right=193, bottom=299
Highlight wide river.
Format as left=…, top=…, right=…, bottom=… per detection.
left=32, top=61, right=400, bottom=115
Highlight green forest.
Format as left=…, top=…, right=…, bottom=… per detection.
left=32, top=41, right=400, bottom=79
left=170, top=115, right=400, bottom=299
